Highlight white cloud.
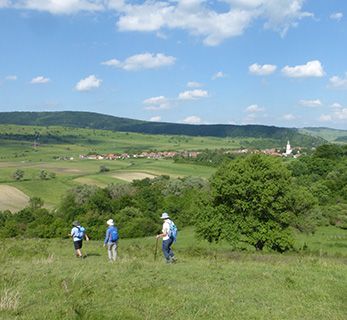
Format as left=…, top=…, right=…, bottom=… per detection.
left=249, top=63, right=277, bottom=75
left=330, top=12, right=343, bottom=22
left=282, top=113, right=296, bottom=121
left=319, top=114, right=332, bottom=122
left=299, top=99, right=322, bottom=107
left=182, top=115, right=202, bottom=124
left=149, top=116, right=161, bottom=122
left=114, top=0, right=312, bottom=46
left=5, top=75, right=17, bottom=81
left=101, top=58, right=120, bottom=67
left=14, top=0, right=104, bottom=14
left=30, top=76, right=50, bottom=84
left=330, top=102, right=343, bottom=109
left=178, top=89, right=209, bottom=100
left=143, top=96, right=170, bottom=110
left=245, top=104, right=265, bottom=113
left=104, top=53, right=176, bottom=71
left=319, top=104, right=347, bottom=122
left=0, top=0, right=10, bottom=8
left=187, top=81, right=204, bottom=88
left=282, top=60, right=324, bottom=78
left=212, top=71, right=226, bottom=80
left=329, top=73, right=347, bottom=89
left=334, top=108, right=347, bottom=120
left=2, top=1, right=313, bottom=45
left=75, top=75, right=102, bottom=91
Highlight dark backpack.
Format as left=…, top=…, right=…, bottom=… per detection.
left=110, top=227, right=119, bottom=242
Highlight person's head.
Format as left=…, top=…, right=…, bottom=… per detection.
left=72, top=221, right=80, bottom=227
left=107, top=219, right=114, bottom=226
left=160, top=212, right=170, bottom=220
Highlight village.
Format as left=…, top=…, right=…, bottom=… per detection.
left=78, top=141, right=301, bottom=161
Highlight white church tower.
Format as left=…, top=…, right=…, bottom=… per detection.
left=285, top=140, right=292, bottom=156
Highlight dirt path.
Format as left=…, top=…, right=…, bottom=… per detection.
left=0, top=185, right=30, bottom=212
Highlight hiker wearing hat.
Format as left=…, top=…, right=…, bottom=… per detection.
left=156, top=212, right=177, bottom=263
left=103, top=219, right=119, bottom=262
left=70, top=221, right=89, bottom=258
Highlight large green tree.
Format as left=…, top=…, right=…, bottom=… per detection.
left=195, top=155, right=316, bottom=252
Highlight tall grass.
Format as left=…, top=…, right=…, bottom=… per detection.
left=1, top=227, right=346, bottom=320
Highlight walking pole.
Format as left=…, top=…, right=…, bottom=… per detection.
left=154, top=237, right=159, bottom=261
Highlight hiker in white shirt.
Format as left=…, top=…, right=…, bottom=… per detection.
left=156, top=212, right=176, bottom=263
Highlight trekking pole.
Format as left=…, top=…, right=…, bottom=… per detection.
left=154, top=237, right=159, bottom=261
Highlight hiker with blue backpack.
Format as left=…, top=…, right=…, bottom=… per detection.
left=156, top=212, right=177, bottom=263
left=70, top=221, right=89, bottom=258
left=103, top=219, right=119, bottom=262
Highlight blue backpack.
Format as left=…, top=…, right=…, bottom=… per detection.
left=109, top=227, right=119, bottom=242
left=169, top=221, right=178, bottom=242
left=76, top=226, right=85, bottom=239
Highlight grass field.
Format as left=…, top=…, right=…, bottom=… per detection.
left=0, top=227, right=346, bottom=320
left=0, top=125, right=228, bottom=210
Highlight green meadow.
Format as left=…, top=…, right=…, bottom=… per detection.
left=0, top=124, right=227, bottom=208
left=1, top=227, right=346, bottom=320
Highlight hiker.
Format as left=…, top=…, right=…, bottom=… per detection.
left=103, top=219, right=119, bottom=261
left=70, top=221, right=89, bottom=258
left=156, top=212, right=177, bottom=263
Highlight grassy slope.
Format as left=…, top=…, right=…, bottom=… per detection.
left=300, top=128, right=347, bottom=143
left=0, top=227, right=346, bottom=320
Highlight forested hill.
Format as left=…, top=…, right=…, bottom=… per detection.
left=0, top=111, right=326, bottom=146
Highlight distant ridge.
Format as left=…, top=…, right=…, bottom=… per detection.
left=0, top=111, right=326, bottom=147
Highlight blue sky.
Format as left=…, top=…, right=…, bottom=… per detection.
left=0, top=0, right=347, bottom=129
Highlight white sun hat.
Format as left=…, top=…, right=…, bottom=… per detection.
left=107, top=219, right=114, bottom=226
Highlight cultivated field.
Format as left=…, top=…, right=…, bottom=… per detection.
left=0, top=125, right=226, bottom=209
left=0, top=185, right=29, bottom=212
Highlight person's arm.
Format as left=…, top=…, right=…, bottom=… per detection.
left=103, top=229, right=109, bottom=246
left=84, top=233, right=89, bottom=241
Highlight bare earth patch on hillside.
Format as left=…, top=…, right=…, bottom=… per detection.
left=0, top=185, right=30, bottom=212
left=112, top=172, right=157, bottom=182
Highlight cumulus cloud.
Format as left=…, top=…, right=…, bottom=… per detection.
left=182, top=115, right=202, bottom=124
left=282, top=60, right=324, bottom=78
left=319, top=103, right=347, bottom=122
left=330, top=12, right=343, bottom=22
left=30, top=76, right=50, bottom=84
left=178, top=89, right=209, bottom=100
left=187, top=81, right=204, bottom=88
left=0, top=0, right=10, bottom=8
left=329, top=73, right=347, bottom=89
left=102, top=53, right=175, bottom=71
left=143, top=96, right=170, bottom=110
left=9, top=0, right=104, bottom=14
left=319, top=114, right=332, bottom=122
left=75, top=75, right=102, bottom=91
left=299, top=99, right=322, bottom=107
left=212, top=71, right=226, bottom=80
left=249, top=63, right=277, bottom=75
left=101, top=58, right=120, bottom=67
left=1, top=1, right=313, bottom=45
left=245, top=104, right=265, bottom=113
left=149, top=116, right=161, bottom=122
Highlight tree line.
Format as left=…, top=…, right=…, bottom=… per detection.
left=0, top=144, right=346, bottom=252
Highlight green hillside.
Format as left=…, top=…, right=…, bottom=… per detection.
left=0, top=111, right=326, bottom=147
left=301, top=127, right=347, bottom=143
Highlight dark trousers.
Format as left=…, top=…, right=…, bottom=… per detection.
left=162, top=238, right=174, bottom=262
